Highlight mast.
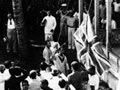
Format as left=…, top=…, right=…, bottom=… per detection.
left=79, top=0, right=83, bottom=25
left=106, top=0, right=112, bottom=59
left=94, top=0, right=100, bottom=34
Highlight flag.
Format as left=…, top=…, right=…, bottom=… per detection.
left=74, top=14, right=111, bottom=75
left=91, top=42, right=111, bottom=75
left=74, top=17, right=86, bottom=61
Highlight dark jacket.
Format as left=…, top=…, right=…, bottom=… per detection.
left=5, top=67, right=28, bottom=90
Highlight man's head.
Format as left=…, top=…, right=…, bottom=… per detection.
left=0, top=64, right=5, bottom=73
left=40, top=79, right=49, bottom=89
left=47, top=11, right=51, bottom=16
left=7, top=13, right=12, bottom=19
left=68, top=10, right=74, bottom=17
left=52, top=69, right=60, bottom=76
left=21, top=80, right=29, bottom=90
left=71, top=61, right=79, bottom=71
left=59, top=79, right=67, bottom=88
left=4, top=60, right=12, bottom=69
left=9, top=66, right=22, bottom=76
left=29, top=70, right=37, bottom=79
left=46, top=41, right=51, bottom=48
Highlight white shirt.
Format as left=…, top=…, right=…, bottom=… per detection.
left=111, top=20, right=117, bottom=29
left=113, top=2, right=120, bottom=12
left=48, top=76, right=61, bottom=90
left=40, top=70, right=52, bottom=81
left=26, top=75, right=43, bottom=85
left=0, top=72, right=9, bottom=90
left=7, top=19, right=15, bottom=29
left=42, top=15, right=56, bottom=34
left=88, top=74, right=99, bottom=90
left=54, top=53, right=69, bottom=75
left=29, top=79, right=41, bottom=90
left=3, top=69, right=11, bottom=80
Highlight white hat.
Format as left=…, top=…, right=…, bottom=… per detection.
left=61, top=3, right=67, bottom=7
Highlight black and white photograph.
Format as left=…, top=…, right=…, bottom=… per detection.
left=0, top=0, right=120, bottom=90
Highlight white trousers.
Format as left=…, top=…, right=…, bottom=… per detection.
left=68, top=27, right=75, bottom=49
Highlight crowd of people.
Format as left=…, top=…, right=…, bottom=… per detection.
left=2, top=0, right=120, bottom=90
left=5, top=0, right=120, bottom=53
left=0, top=59, right=113, bottom=90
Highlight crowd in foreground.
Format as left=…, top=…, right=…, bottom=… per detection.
left=0, top=60, right=113, bottom=90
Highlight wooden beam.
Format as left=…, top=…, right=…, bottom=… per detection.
left=79, top=0, right=83, bottom=25
left=106, top=0, right=112, bottom=59
left=94, top=0, right=100, bottom=34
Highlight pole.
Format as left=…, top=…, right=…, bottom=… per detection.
left=106, top=0, right=112, bottom=59
left=94, top=0, right=99, bottom=34
left=79, top=0, right=83, bottom=25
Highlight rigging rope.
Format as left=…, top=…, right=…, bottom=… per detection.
left=87, top=0, right=93, bottom=14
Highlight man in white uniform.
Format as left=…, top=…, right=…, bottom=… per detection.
left=41, top=11, right=57, bottom=41
left=6, top=13, right=16, bottom=53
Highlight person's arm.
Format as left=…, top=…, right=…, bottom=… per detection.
left=43, top=48, right=46, bottom=59
left=64, top=56, right=69, bottom=71
left=66, top=76, right=76, bottom=90
left=18, top=68, right=28, bottom=81
left=7, top=19, right=10, bottom=28
left=95, top=75, right=99, bottom=90
left=52, top=17, right=57, bottom=31
left=69, top=84, right=76, bottom=90
left=41, top=17, right=46, bottom=26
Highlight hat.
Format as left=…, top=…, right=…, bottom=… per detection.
left=61, top=3, right=67, bottom=7
left=29, top=70, right=37, bottom=75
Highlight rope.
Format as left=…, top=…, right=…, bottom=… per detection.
left=87, top=0, right=93, bottom=14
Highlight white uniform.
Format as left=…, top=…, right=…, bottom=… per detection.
left=7, top=18, right=16, bottom=52
left=42, top=15, right=57, bottom=41
left=88, top=74, right=99, bottom=90
left=0, top=71, right=10, bottom=90
left=54, top=53, right=69, bottom=75
left=43, top=46, right=52, bottom=64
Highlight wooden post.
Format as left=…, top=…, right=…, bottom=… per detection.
left=94, top=0, right=99, bottom=34
left=106, top=0, right=112, bottom=59
left=79, top=0, right=83, bottom=25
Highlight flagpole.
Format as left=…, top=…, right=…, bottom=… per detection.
left=106, top=0, right=112, bottom=59
left=79, top=0, right=83, bottom=25
left=94, top=0, right=99, bottom=34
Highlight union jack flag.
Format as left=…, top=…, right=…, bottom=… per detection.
left=74, top=14, right=111, bottom=75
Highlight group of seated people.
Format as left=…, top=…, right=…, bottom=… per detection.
left=0, top=60, right=113, bottom=90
